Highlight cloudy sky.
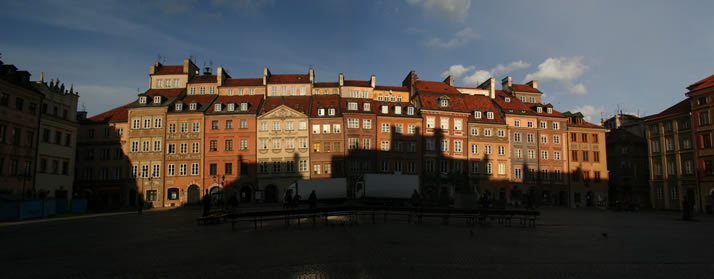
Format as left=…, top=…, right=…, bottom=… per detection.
left=1, top=0, right=713, bottom=122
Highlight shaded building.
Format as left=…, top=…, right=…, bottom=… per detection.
left=564, top=112, right=610, bottom=207
left=685, top=74, right=714, bottom=212
left=375, top=101, right=422, bottom=176
left=606, top=128, right=650, bottom=208
left=309, top=95, right=344, bottom=179
left=341, top=97, right=377, bottom=197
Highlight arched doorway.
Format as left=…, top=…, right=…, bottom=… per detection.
left=240, top=185, right=252, bottom=203
left=186, top=185, right=200, bottom=204
left=586, top=191, right=594, bottom=207
left=264, top=184, right=277, bottom=203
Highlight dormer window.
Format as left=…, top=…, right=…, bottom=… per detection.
left=241, top=103, right=248, bottom=111
left=139, top=96, right=147, bottom=104
left=214, top=104, right=222, bottom=112
left=175, top=103, right=183, bottom=111
left=190, top=103, right=197, bottom=110
left=153, top=96, right=161, bottom=104
left=440, top=99, right=449, bottom=107
left=328, top=108, right=335, bottom=116
left=395, top=106, right=402, bottom=114
left=505, top=97, right=510, bottom=103
left=318, top=108, right=325, bottom=116
left=474, top=111, right=482, bottom=119
left=363, top=102, right=370, bottom=111
left=487, top=112, right=494, bottom=120
left=381, top=105, right=388, bottom=114
left=537, top=107, right=543, bottom=113
left=407, top=107, right=414, bottom=115
left=378, top=95, right=383, bottom=101
left=348, top=102, right=358, bottom=111
left=227, top=104, right=235, bottom=111
left=547, top=107, right=553, bottom=114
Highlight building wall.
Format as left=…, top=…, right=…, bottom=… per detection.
left=150, top=74, right=189, bottom=90
left=312, top=87, right=339, bottom=96
left=204, top=113, right=257, bottom=195
left=421, top=110, right=469, bottom=199
left=504, top=114, right=539, bottom=186
left=375, top=115, right=422, bottom=175
left=568, top=127, right=609, bottom=207
left=267, top=83, right=312, bottom=97
left=0, top=79, right=42, bottom=197
left=164, top=111, right=204, bottom=207
left=309, top=117, right=344, bottom=179
left=218, top=86, right=265, bottom=96
left=341, top=86, right=373, bottom=99
left=256, top=106, right=310, bottom=202
left=536, top=116, right=569, bottom=204
left=343, top=110, right=377, bottom=175
left=373, top=89, right=409, bottom=102
left=127, top=107, right=167, bottom=207
left=467, top=122, right=510, bottom=194
left=688, top=89, right=714, bottom=212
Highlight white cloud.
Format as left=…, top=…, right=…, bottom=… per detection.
left=407, top=0, right=472, bottom=22
left=491, top=60, right=531, bottom=76
left=568, top=83, right=588, bottom=96
left=463, top=70, right=491, bottom=87
left=440, top=64, right=475, bottom=78
left=571, top=105, right=604, bottom=122
left=524, top=56, right=589, bottom=82
left=425, top=27, right=479, bottom=48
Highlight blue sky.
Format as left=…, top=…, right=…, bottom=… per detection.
left=1, top=0, right=713, bottom=122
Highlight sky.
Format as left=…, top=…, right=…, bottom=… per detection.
left=1, top=0, right=713, bottom=122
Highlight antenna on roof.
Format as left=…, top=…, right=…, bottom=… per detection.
left=157, top=54, right=162, bottom=63
left=81, top=103, right=87, bottom=112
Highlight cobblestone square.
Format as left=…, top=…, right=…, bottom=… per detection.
left=1, top=207, right=713, bottom=278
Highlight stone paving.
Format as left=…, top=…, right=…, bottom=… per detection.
left=1, top=205, right=713, bottom=278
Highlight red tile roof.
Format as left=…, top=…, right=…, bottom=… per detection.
left=418, top=93, right=469, bottom=111
left=341, top=98, right=377, bottom=113
left=268, top=74, right=310, bottom=84
left=414, top=80, right=460, bottom=94
left=260, top=96, right=311, bottom=115
left=646, top=98, right=691, bottom=122
left=343, top=80, right=371, bottom=87
left=492, top=90, right=534, bottom=115
left=88, top=102, right=131, bottom=122
left=314, top=82, right=339, bottom=88
left=462, top=95, right=505, bottom=123
left=569, top=120, right=605, bottom=129
left=687, top=74, right=714, bottom=92
left=180, top=95, right=216, bottom=104
left=223, top=78, right=263, bottom=86
left=511, top=83, right=541, bottom=93
left=190, top=75, right=217, bottom=84
left=208, top=95, right=263, bottom=113
left=145, top=88, right=185, bottom=98
left=529, top=104, right=565, bottom=117
left=375, top=85, right=408, bottom=91
left=310, top=95, right=342, bottom=117
left=154, top=65, right=183, bottom=75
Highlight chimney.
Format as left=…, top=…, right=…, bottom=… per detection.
left=477, top=77, right=496, bottom=99
left=203, top=66, right=211, bottom=75
left=217, top=66, right=224, bottom=86
left=501, top=76, right=512, bottom=92
left=527, top=80, right=538, bottom=89
left=77, top=111, right=87, bottom=121
left=263, top=67, right=271, bottom=85
left=309, top=68, right=315, bottom=84
left=150, top=61, right=160, bottom=75
left=443, top=75, right=454, bottom=87
left=40, top=72, right=44, bottom=83
left=370, top=75, right=376, bottom=88
left=339, top=73, right=344, bottom=86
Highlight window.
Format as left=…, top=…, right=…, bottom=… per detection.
left=454, top=119, right=462, bottom=131
left=485, top=145, right=492, bottom=154
left=142, top=141, right=150, bottom=152
left=260, top=121, right=267, bottom=131
left=179, top=164, right=187, bottom=176
left=514, top=168, right=522, bottom=179
left=426, top=117, right=435, bottom=128
left=348, top=102, right=358, bottom=110
left=527, top=121, right=533, bottom=128
left=209, top=164, right=217, bottom=176
left=363, top=119, right=372, bottom=129
left=529, top=97, right=535, bottom=103
left=487, top=163, right=493, bottom=174
left=273, top=161, right=281, bottom=173
left=240, top=119, right=248, bottom=129
left=582, top=151, right=589, bottom=161
left=554, top=152, right=561, bottom=160
left=553, top=122, right=559, bottom=130
left=498, top=129, right=505, bottom=137
left=240, top=139, right=249, bottom=150
left=528, top=150, right=534, bottom=159
left=498, top=145, right=505, bottom=155
left=348, top=119, right=359, bottom=128
left=515, top=149, right=522, bottom=158
left=139, top=96, right=146, bottom=104
left=426, top=139, right=435, bottom=151
left=363, top=103, right=371, bottom=111
left=484, top=129, right=492, bottom=136
left=153, top=140, right=161, bottom=152
left=382, top=123, right=390, bottom=133
left=313, top=143, right=321, bottom=152
left=191, top=163, right=199, bottom=175
left=381, top=140, right=390, bottom=151
left=193, top=122, right=200, bottom=132
left=474, top=111, right=482, bottom=119
left=581, top=133, right=588, bottom=143
left=542, top=151, right=549, bottom=160
left=180, top=143, right=187, bottom=153
left=407, top=107, right=414, bottom=115
left=514, top=120, right=520, bottom=127
left=486, top=112, right=494, bottom=120
left=348, top=138, right=358, bottom=150
left=132, top=119, right=140, bottom=129
left=527, top=134, right=534, bottom=143
left=440, top=99, right=449, bottom=107
left=240, top=103, right=247, bottom=111
left=471, top=128, right=479, bottom=136
left=540, top=121, right=546, bottom=129
left=299, top=160, right=308, bottom=172
left=299, top=137, right=307, bottom=148
left=593, top=151, right=600, bottom=162
left=395, top=124, right=403, bottom=134
left=190, top=103, right=196, bottom=110
left=554, top=135, right=560, bottom=144
left=143, top=119, right=151, bottom=129
left=328, top=108, right=335, bottom=116
left=313, top=125, right=320, bottom=134
left=547, top=107, right=553, bottom=113
left=571, top=150, right=578, bottom=161
left=152, top=164, right=160, bottom=177
left=192, top=142, right=200, bottom=153
left=440, top=118, right=449, bottom=129
left=225, top=139, right=233, bottom=151
left=318, top=108, right=325, bottom=116
left=272, top=139, right=281, bottom=149
left=702, top=135, right=711, bottom=149
left=571, top=133, right=578, bottom=142
left=498, top=163, right=505, bottom=175
left=210, top=140, right=218, bottom=151
left=154, top=96, right=161, bottom=104
left=592, top=134, right=599, bottom=143
left=455, top=141, right=462, bottom=152
left=334, top=124, right=341, bottom=133
left=685, top=160, right=693, bottom=174
left=471, top=144, right=478, bottom=154
left=541, top=135, right=548, bottom=144
left=514, top=133, right=521, bottom=142
left=212, top=120, right=219, bottom=130
left=700, top=111, right=710, bottom=125
left=440, top=140, right=449, bottom=152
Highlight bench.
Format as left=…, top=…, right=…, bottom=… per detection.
left=196, top=213, right=228, bottom=225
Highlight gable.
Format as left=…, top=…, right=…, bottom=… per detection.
left=259, top=104, right=306, bottom=119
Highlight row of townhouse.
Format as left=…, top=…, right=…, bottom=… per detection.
left=76, top=59, right=608, bottom=209
left=0, top=59, right=79, bottom=203
left=645, top=74, right=714, bottom=213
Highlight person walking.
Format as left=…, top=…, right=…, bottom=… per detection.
left=202, top=190, right=211, bottom=217
left=308, top=190, right=317, bottom=209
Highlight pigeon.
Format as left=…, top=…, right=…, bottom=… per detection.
left=602, top=233, right=608, bottom=238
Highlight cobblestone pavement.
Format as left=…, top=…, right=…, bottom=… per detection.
left=1, top=206, right=713, bottom=278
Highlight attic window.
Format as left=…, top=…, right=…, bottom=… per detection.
left=407, top=107, right=414, bottom=115
left=474, top=111, right=482, bottom=119
left=381, top=105, right=388, bottom=114
left=139, top=96, right=147, bottom=104
left=227, top=103, right=235, bottom=111
left=363, top=103, right=370, bottom=111
left=547, top=107, right=553, bottom=114
left=318, top=108, right=325, bottom=116
left=394, top=106, right=402, bottom=115
left=154, top=96, right=161, bottom=104
left=175, top=103, right=183, bottom=111
left=190, top=103, right=196, bottom=110
left=241, top=103, right=248, bottom=111
left=505, top=97, right=510, bottom=103
left=214, top=104, right=222, bottom=112
left=537, top=107, right=543, bottom=113
left=487, top=112, right=494, bottom=120
left=348, top=102, right=358, bottom=111
left=440, top=99, right=449, bottom=107
left=328, top=108, right=335, bottom=116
